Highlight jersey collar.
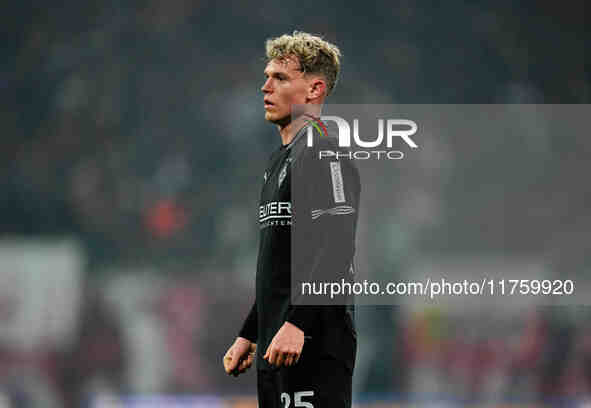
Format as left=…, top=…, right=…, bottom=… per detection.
left=283, top=122, right=310, bottom=151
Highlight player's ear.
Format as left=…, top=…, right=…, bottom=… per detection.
left=308, top=77, right=327, bottom=100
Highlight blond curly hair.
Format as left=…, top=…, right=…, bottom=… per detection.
left=265, top=31, right=342, bottom=95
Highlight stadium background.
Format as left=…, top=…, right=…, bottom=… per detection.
left=1, top=0, right=590, bottom=406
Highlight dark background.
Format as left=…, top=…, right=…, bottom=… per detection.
left=1, top=1, right=589, bottom=406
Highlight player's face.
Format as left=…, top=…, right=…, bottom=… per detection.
left=261, top=57, right=310, bottom=125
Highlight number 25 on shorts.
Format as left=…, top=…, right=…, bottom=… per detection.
left=280, top=391, right=314, bottom=408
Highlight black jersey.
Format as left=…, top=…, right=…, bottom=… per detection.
left=239, top=123, right=360, bottom=373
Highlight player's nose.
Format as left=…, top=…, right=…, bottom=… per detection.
left=261, top=78, right=272, bottom=93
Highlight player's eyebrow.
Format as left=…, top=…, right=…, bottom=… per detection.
left=264, top=70, right=290, bottom=79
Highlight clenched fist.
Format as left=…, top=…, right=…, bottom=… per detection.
left=264, top=321, right=304, bottom=368
left=223, top=337, right=256, bottom=377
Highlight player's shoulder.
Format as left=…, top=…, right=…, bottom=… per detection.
left=292, top=123, right=360, bottom=180
left=291, top=123, right=346, bottom=161
left=308, top=122, right=340, bottom=151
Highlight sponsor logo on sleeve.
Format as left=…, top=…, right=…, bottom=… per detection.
left=329, top=161, right=346, bottom=203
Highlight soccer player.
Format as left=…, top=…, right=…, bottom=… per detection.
left=223, top=31, right=360, bottom=408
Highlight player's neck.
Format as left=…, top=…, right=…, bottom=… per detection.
left=278, top=105, right=322, bottom=146
left=278, top=117, right=306, bottom=146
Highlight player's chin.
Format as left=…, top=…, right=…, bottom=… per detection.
left=264, top=111, right=277, bottom=122
left=265, top=112, right=290, bottom=126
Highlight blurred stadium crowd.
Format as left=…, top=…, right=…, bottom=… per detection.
left=1, top=0, right=590, bottom=406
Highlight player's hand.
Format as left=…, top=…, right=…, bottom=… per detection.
left=223, top=337, right=256, bottom=377
left=264, top=321, right=304, bottom=368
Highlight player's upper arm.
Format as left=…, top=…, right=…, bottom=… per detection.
left=296, top=137, right=360, bottom=222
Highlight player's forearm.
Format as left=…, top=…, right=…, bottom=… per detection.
left=293, top=212, right=356, bottom=284
left=286, top=305, right=320, bottom=334
left=288, top=215, right=356, bottom=334
left=238, top=301, right=258, bottom=342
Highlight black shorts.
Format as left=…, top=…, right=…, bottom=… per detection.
left=257, top=356, right=353, bottom=408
